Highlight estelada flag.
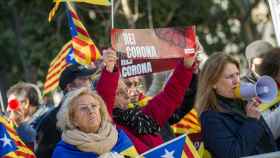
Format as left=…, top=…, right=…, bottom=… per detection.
left=43, top=41, right=73, bottom=95
left=66, top=2, right=101, bottom=65
left=0, top=116, right=36, bottom=158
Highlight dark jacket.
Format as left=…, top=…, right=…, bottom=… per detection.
left=35, top=106, right=61, bottom=158
left=201, top=96, right=277, bottom=158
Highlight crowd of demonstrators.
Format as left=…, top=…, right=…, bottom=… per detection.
left=52, top=88, right=138, bottom=158
left=95, top=48, right=196, bottom=154
left=2, top=38, right=280, bottom=158
left=6, top=82, right=45, bottom=150
left=195, top=53, right=277, bottom=158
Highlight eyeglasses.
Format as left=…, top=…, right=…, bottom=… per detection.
left=117, top=89, right=130, bottom=99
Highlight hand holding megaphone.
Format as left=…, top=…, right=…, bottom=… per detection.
left=234, top=75, right=278, bottom=103
left=245, top=97, right=261, bottom=120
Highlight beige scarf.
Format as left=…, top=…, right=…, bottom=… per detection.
left=62, top=121, right=118, bottom=155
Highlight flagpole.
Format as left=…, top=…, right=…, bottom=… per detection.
left=111, top=0, right=114, bottom=28
left=0, top=90, right=5, bottom=113
left=268, top=0, right=280, bottom=46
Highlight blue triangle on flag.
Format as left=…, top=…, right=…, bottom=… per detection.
left=66, top=48, right=78, bottom=64
left=0, top=124, right=17, bottom=157
left=140, top=134, right=186, bottom=158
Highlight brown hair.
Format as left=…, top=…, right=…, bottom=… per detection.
left=195, top=53, right=240, bottom=115
left=7, top=82, right=42, bottom=107
left=259, top=48, right=280, bottom=80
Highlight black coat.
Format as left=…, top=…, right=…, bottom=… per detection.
left=201, top=97, right=277, bottom=158
left=35, top=106, right=61, bottom=158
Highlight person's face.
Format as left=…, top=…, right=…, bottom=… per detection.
left=71, top=94, right=101, bottom=133
left=67, top=76, right=91, bottom=92
left=125, top=77, right=143, bottom=103
left=128, top=86, right=140, bottom=103
left=214, top=63, right=240, bottom=99
left=7, top=95, right=29, bottom=119
left=251, top=57, right=263, bottom=76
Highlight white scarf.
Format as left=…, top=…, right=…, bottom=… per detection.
left=62, top=121, right=118, bottom=155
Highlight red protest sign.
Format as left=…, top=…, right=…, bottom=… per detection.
left=111, top=26, right=196, bottom=78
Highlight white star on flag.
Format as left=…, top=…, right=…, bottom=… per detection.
left=69, top=53, right=74, bottom=60
left=0, top=133, right=13, bottom=148
left=161, top=149, right=175, bottom=158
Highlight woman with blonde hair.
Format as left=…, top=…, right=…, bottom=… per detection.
left=52, top=88, right=138, bottom=158
left=195, top=53, right=277, bottom=158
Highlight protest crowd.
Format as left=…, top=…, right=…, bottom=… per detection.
left=1, top=1, right=280, bottom=158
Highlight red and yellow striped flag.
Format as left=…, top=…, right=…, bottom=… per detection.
left=55, top=0, right=110, bottom=5
left=43, top=41, right=72, bottom=95
left=66, top=2, right=101, bottom=65
left=48, top=1, right=61, bottom=22
left=181, top=135, right=200, bottom=158
left=48, top=0, right=110, bottom=22
left=172, top=108, right=201, bottom=135
left=0, top=116, right=36, bottom=158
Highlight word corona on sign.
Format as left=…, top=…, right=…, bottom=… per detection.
left=122, top=32, right=159, bottom=59
left=126, top=46, right=158, bottom=58
left=121, top=61, right=153, bottom=78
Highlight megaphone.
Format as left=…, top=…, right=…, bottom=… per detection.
left=234, top=75, right=278, bottom=103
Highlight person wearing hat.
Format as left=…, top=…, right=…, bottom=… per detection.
left=242, top=40, right=273, bottom=83
left=35, top=50, right=117, bottom=158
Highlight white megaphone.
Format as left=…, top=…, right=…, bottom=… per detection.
left=234, top=76, right=278, bottom=103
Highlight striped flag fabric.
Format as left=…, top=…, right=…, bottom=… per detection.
left=55, top=0, right=111, bottom=6
left=0, top=116, right=36, bottom=158
left=48, top=1, right=61, bottom=22
left=48, top=0, right=110, bottom=22
left=43, top=41, right=73, bottom=95
left=171, top=109, right=201, bottom=135
left=66, top=2, right=101, bottom=65
left=139, top=134, right=201, bottom=158
left=114, top=129, right=139, bottom=157
left=52, top=129, right=139, bottom=157
left=181, top=135, right=200, bottom=158
left=171, top=109, right=213, bottom=158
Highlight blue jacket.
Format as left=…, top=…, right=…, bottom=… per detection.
left=52, top=129, right=138, bottom=158
left=201, top=97, right=277, bottom=158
